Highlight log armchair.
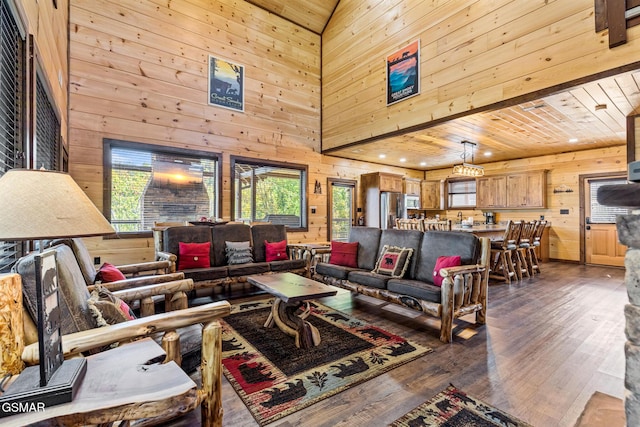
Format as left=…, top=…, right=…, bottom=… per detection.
left=0, top=273, right=231, bottom=427
left=15, top=244, right=210, bottom=372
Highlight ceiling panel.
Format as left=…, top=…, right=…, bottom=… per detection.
left=323, top=69, right=640, bottom=171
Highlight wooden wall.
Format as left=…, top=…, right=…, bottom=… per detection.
left=68, top=0, right=421, bottom=264
left=425, top=145, right=627, bottom=262
left=322, top=0, right=640, bottom=150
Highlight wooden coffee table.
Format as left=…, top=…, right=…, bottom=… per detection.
left=247, top=272, right=337, bottom=349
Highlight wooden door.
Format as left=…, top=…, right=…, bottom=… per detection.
left=584, top=177, right=627, bottom=267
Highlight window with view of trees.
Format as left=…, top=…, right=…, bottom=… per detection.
left=231, top=157, right=307, bottom=230
left=104, top=139, right=221, bottom=235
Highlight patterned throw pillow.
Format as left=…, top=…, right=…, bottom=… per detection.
left=226, top=241, right=254, bottom=265
left=373, top=245, right=413, bottom=278
left=87, top=285, right=136, bottom=327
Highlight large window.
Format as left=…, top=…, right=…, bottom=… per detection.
left=0, top=0, right=25, bottom=273
left=104, top=139, right=221, bottom=236
left=231, top=157, right=307, bottom=230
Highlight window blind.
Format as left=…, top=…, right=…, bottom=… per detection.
left=589, top=178, right=629, bottom=223
left=0, top=0, right=24, bottom=273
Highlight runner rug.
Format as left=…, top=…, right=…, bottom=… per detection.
left=390, top=384, right=533, bottom=427
left=221, top=299, right=432, bottom=426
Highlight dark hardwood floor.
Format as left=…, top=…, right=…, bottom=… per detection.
left=174, top=262, right=627, bottom=426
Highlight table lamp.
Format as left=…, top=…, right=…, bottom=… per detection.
left=0, top=169, right=115, bottom=410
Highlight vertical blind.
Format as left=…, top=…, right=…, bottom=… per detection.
left=0, top=0, right=24, bottom=272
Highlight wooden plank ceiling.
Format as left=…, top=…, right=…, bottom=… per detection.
left=245, top=1, right=640, bottom=171
left=244, top=0, right=339, bottom=34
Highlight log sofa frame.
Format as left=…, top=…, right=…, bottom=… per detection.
left=157, top=223, right=308, bottom=297
left=313, top=227, right=490, bottom=343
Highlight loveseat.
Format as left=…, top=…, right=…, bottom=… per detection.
left=312, top=227, right=490, bottom=343
left=158, top=223, right=308, bottom=296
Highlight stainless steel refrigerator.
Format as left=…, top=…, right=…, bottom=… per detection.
left=380, top=191, right=403, bottom=229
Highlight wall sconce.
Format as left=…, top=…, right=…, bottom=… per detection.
left=314, top=180, right=322, bottom=194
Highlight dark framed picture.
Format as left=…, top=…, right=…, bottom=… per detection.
left=208, top=55, right=244, bottom=112
left=386, top=40, right=420, bottom=106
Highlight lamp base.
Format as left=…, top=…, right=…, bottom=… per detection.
left=0, top=358, right=87, bottom=418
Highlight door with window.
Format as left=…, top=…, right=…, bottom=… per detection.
left=327, top=179, right=356, bottom=241
left=584, top=176, right=628, bottom=267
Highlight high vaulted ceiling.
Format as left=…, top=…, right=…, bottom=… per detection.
left=247, top=1, right=639, bottom=171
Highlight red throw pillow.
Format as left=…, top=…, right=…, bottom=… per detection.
left=96, top=262, right=126, bottom=283
left=433, top=255, right=461, bottom=287
left=329, top=241, right=358, bottom=268
left=178, top=242, right=211, bottom=270
left=265, top=239, right=288, bottom=262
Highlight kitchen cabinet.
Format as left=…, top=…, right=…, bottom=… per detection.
left=506, top=171, right=546, bottom=208
left=403, top=178, right=421, bottom=196
left=421, top=180, right=442, bottom=209
left=476, top=176, right=506, bottom=208
left=378, top=173, right=403, bottom=192
left=475, top=171, right=546, bottom=209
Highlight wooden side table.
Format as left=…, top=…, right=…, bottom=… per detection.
left=2, top=338, right=198, bottom=426
left=288, top=242, right=331, bottom=273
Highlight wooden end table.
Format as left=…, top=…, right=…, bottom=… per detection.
left=247, top=272, right=337, bottom=349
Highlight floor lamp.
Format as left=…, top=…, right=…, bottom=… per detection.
left=0, top=169, right=115, bottom=410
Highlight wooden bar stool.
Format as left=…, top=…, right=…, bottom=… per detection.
left=489, top=220, right=522, bottom=284
left=528, top=220, right=547, bottom=276
left=514, top=220, right=536, bottom=280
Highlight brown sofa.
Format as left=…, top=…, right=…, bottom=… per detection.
left=313, top=227, right=490, bottom=343
left=158, top=223, right=308, bottom=296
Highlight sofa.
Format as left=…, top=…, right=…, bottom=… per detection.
left=312, top=227, right=490, bottom=343
left=158, top=223, right=308, bottom=296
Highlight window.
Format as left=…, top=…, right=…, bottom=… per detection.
left=589, top=178, right=629, bottom=223
left=447, top=179, right=476, bottom=208
left=0, top=0, right=25, bottom=273
left=231, top=156, right=307, bottom=230
left=104, top=139, right=221, bottom=236
left=34, top=73, right=60, bottom=170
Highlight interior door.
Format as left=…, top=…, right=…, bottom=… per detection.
left=584, top=177, right=628, bottom=267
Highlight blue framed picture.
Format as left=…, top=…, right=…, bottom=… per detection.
left=386, top=40, right=420, bottom=106
left=208, top=55, right=244, bottom=112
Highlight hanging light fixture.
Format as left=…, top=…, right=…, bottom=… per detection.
left=452, top=141, right=484, bottom=177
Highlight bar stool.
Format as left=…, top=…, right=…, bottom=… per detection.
left=514, top=220, right=536, bottom=280
left=489, top=220, right=522, bottom=284
left=528, top=220, right=547, bottom=276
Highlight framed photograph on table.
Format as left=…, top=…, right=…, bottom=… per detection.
left=386, top=40, right=420, bottom=106
left=208, top=55, right=244, bottom=112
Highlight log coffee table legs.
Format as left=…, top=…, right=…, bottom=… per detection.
left=264, top=298, right=321, bottom=349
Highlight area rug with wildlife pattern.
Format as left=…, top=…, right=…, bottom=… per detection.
left=390, top=384, right=533, bottom=427
left=221, top=298, right=432, bottom=426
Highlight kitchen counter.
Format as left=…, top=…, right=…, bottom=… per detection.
left=450, top=224, right=505, bottom=232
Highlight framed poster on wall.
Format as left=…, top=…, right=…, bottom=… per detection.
left=208, top=55, right=244, bottom=112
left=386, top=40, right=420, bottom=106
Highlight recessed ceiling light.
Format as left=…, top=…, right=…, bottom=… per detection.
left=569, top=138, right=578, bottom=143
left=379, top=154, right=386, bottom=159
left=484, top=151, right=492, bottom=157
left=419, top=161, right=427, bottom=166
left=399, top=158, right=406, bottom=163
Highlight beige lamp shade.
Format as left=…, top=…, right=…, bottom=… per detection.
left=0, top=169, right=115, bottom=240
